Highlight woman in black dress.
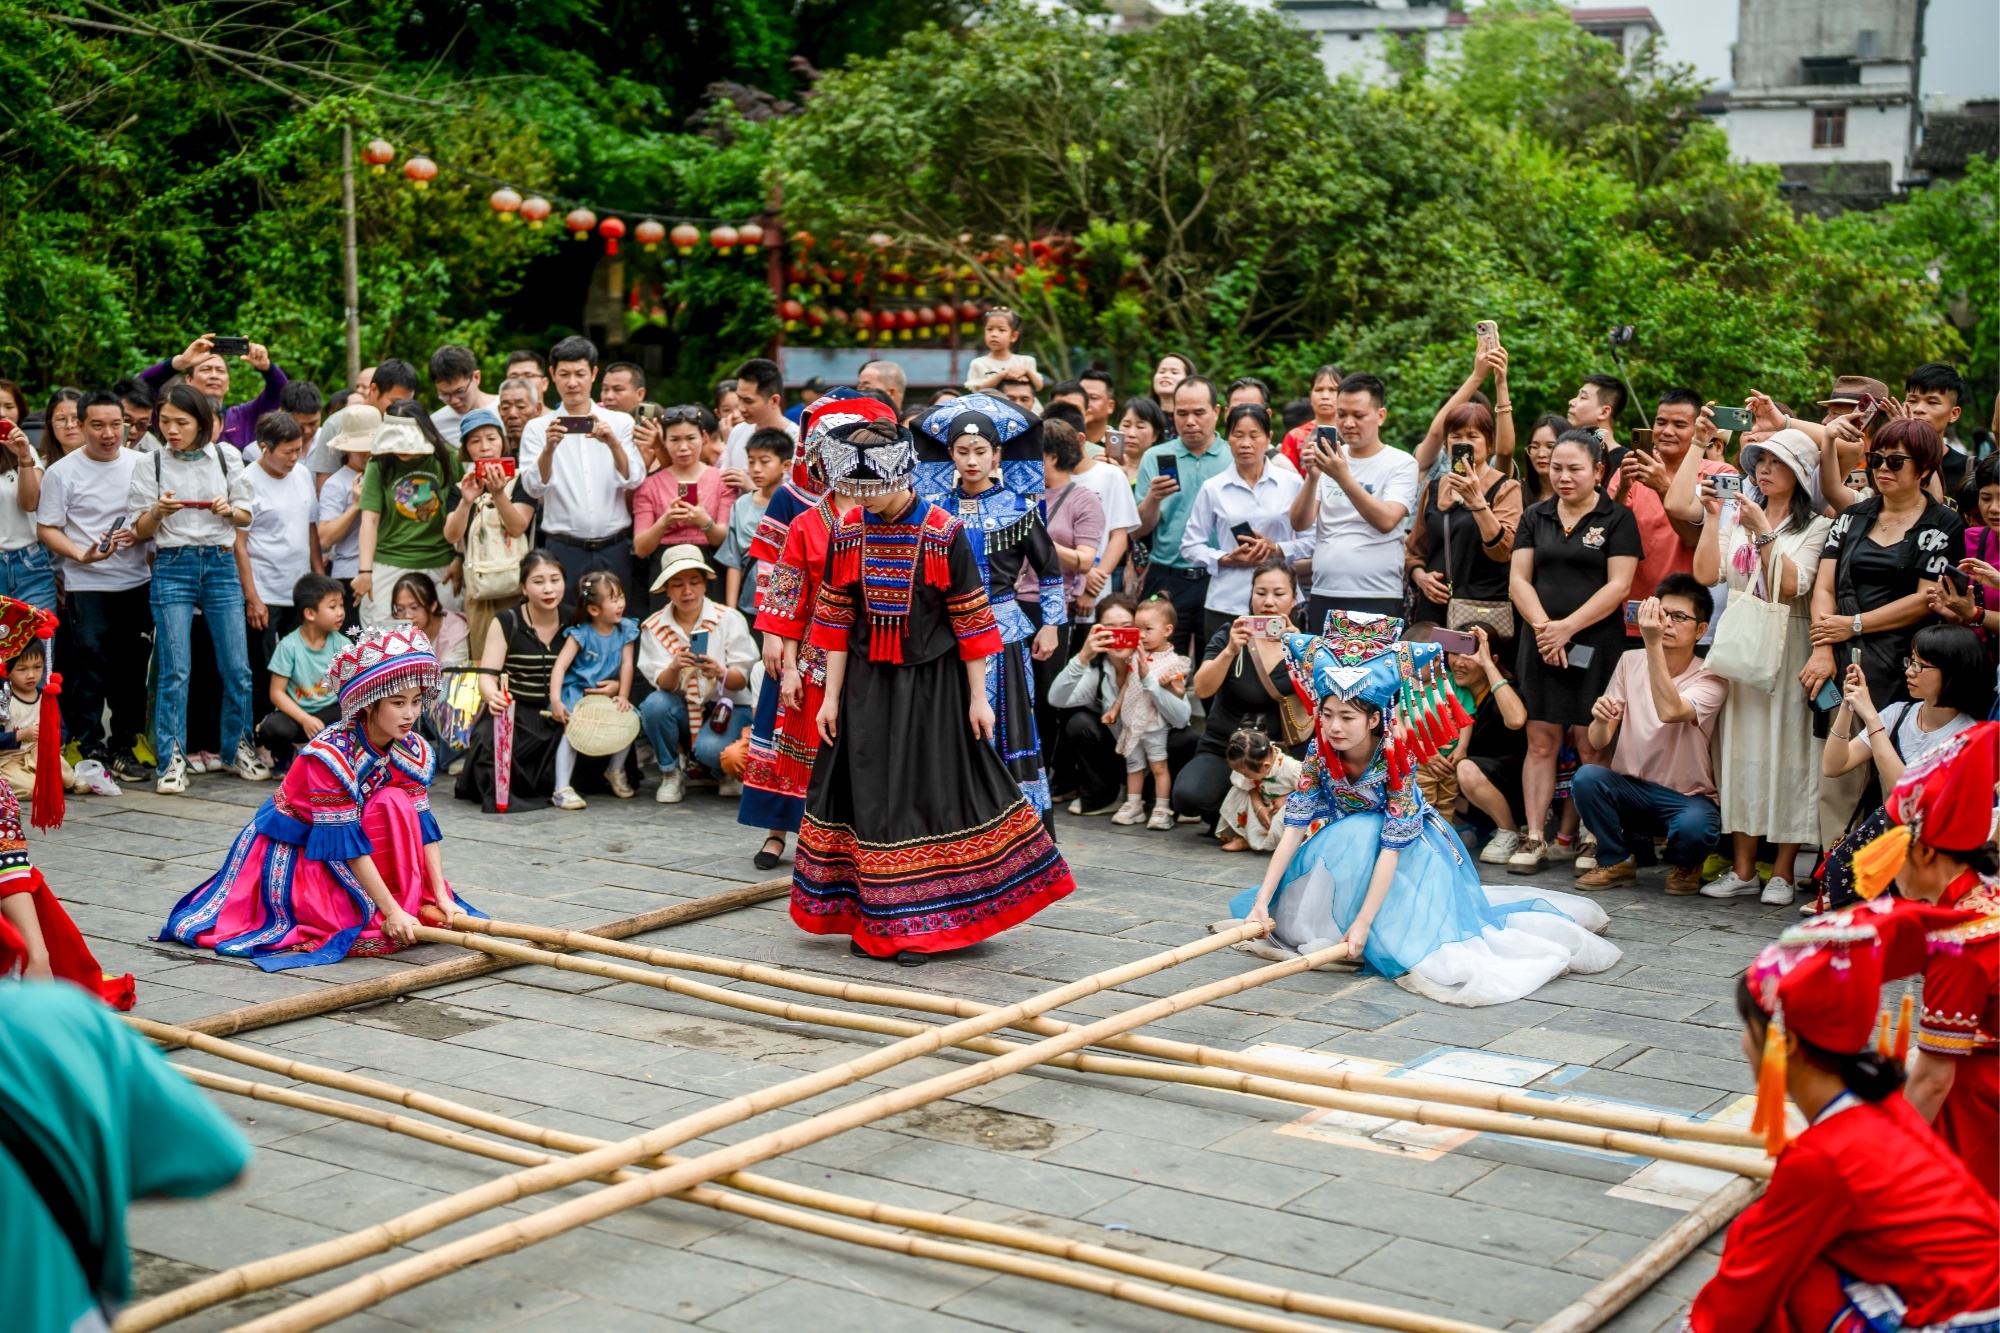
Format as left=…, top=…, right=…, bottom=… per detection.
left=795, top=415, right=1074, bottom=964
left=1172, top=559, right=1309, bottom=828
left=455, top=550, right=565, bottom=813
left=1805, top=419, right=1963, bottom=712
left=1507, top=430, right=1641, bottom=872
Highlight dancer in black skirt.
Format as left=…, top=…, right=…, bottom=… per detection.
left=794, top=412, right=1075, bottom=964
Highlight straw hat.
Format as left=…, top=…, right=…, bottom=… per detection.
left=650, top=543, right=714, bottom=593
left=332, top=404, right=382, bottom=453
left=564, top=693, right=642, bottom=757
left=371, top=415, right=432, bottom=457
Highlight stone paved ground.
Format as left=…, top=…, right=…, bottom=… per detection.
left=47, top=770, right=1792, bottom=1333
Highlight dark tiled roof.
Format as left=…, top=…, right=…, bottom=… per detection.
left=1914, top=107, right=2000, bottom=175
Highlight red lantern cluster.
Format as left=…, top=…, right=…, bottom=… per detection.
left=402, top=156, right=437, bottom=189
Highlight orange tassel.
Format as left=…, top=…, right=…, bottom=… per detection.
left=1893, top=993, right=1915, bottom=1063
left=31, top=669, right=63, bottom=832
left=1874, top=1009, right=1893, bottom=1056
left=1850, top=824, right=1912, bottom=900
left=1751, top=1006, right=1791, bottom=1157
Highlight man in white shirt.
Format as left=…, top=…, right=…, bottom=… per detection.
left=718, top=358, right=798, bottom=483
left=428, top=345, right=498, bottom=449
left=35, top=390, right=151, bottom=781
left=1287, top=371, right=1419, bottom=633
left=517, top=335, right=642, bottom=613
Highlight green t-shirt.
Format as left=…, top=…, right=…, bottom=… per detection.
left=359, top=453, right=462, bottom=569
left=268, top=627, right=352, bottom=710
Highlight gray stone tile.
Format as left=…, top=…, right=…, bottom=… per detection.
left=985, top=1078, right=1261, bottom=1150
left=689, top=1215, right=992, bottom=1308
left=704, top=1277, right=994, bottom=1332
left=850, top=1137, right=1143, bottom=1219
left=1287, top=1175, right=1602, bottom=1266
left=489, top=1226, right=785, bottom=1319
left=938, top=1271, right=1222, bottom=1333
left=1041, top=1128, right=1326, bottom=1208
left=1454, top=1163, right=1692, bottom=1237
left=1079, top=1183, right=1391, bottom=1274
left=1344, top=1236, right=1597, bottom=1323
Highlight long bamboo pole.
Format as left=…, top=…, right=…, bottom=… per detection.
left=446, top=914, right=1763, bottom=1154
left=1531, top=1177, right=1762, bottom=1333
left=189, top=925, right=1260, bottom=1333
left=130, top=1023, right=1485, bottom=1333
left=154, top=878, right=789, bottom=1043
left=224, top=939, right=1373, bottom=1333
left=177, top=1065, right=1498, bottom=1333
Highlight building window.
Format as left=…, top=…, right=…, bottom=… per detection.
left=1801, top=56, right=1861, bottom=85
left=1813, top=107, right=1847, bottom=149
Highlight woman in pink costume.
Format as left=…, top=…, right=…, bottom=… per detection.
left=161, top=625, right=479, bottom=970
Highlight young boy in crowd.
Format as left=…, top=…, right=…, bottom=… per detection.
left=254, top=574, right=352, bottom=773
left=0, top=641, right=98, bottom=798
left=715, top=428, right=792, bottom=627
left=1904, top=362, right=1970, bottom=495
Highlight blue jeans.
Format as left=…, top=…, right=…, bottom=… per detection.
left=151, top=545, right=252, bottom=763
left=0, top=545, right=57, bottom=611
left=1570, top=764, right=1720, bottom=869
left=640, top=691, right=752, bottom=773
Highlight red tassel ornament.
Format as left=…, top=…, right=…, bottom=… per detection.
left=30, top=616, right=61, bottom=831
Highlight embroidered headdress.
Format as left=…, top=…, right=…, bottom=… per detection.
left=1281, top=611, right=1470, bottom=793
left=328, top=625, right=440, bottom=719
left=914, top=393, right=1046, bottom=503
left=1847, top=720, right=1999, bottom=899
left=0, top=596, right=63, bottom=830
left=818, top=404, right=918, bottom=499
left=1742, top=896, right=1983, bottom=1154
left=794, top=388, right=880, bottom=495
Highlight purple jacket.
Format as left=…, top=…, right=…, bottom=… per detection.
left=139, top=358, right=289, bottom=451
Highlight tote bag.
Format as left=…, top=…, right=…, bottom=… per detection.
left=1704, top=532, right=1787, bottom=694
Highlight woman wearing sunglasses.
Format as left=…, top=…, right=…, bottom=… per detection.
left=1806, top=419, right=1965, bottom=718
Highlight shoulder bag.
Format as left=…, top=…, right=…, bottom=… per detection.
left=463, top=482, right=527, bottom=601
left=1442, top=476, right=1514, bottom=641
left=1246, top=642, right=1314, bottom=747
left=1704, top=526, right=1788, bottom=693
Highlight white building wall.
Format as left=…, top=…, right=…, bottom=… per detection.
left=1727, top=102, right=1914, bottom=173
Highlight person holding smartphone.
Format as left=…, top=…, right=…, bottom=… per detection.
left=1178, top=403, right=1306, bottom=646
left=1286, top=372, right=1419, bottom=632
left=1133, top=376, right=1233, bottom=660
left=516, top=335, right=642, bottom=617
left=137, top=332, right=290, bottom=452
left=1405, top=401, right=1520, bottom=630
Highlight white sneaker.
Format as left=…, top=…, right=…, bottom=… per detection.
left=1067, top=796, right=1084, bottom=816
left=72, top=760, right=121, bottom=797
left=1507, top=833, right=1547, bottom=874
left=1146, top=801, right=1174, bottom=830
left=1700, top=869, right=1763, bottom=899
left=231, top=741, right=272, bottom=782
left=1109, top=794, right=1146, bottom=826
left=154, top=752, right=189, bottom=795
left=655, top=769, right=686, bottom=804
left=607, top=768, right=635, bottom=799
left=1479, top=830, right=1521, bottom=865
left=718, top=778, right=743, bottom=798
left=1573, top=831, right=1599, bottom=872
left=550, top=786, right=587, bottom=810
left=1760, top=876, right=1797, bottom=906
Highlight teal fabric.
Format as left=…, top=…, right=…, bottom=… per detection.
left=1130, top=437, right=1232, bottom=569
left=0, top=982, right=251, bottom=1332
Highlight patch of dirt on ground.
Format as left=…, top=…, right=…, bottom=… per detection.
left=887, top=1102, right=1057, bottom=1152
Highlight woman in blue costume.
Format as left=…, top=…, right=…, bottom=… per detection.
left=1230, top=612, right=1619, bottom=1006
left=913, top=394, right=1067, bottom=826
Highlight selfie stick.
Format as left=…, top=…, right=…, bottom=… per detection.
left=1604, top=330, right=1645, bottom=429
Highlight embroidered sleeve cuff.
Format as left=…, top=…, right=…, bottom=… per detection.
left=1380, top=815, right=1422, bottom=850
left=947, top=587, right=1001, bottom=654
left=302, top=820, right=374, bottom=863
left=958, top=625, right=1004, bottom=660
left=1037, top=578, right=1069, bottom=626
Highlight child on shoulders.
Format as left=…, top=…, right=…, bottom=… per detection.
left=549, top=570, right=638, bottom=809
left=964, top=308, right=1044, bottom=395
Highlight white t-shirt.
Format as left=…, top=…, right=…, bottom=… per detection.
left=1070, top=459, right=1141, bottom=535
left=431, top=397, right=496, bottom=450
left=36, top=448, right=149, bottom=592
left=1305, top=445, right=1421, bottom=599
left=720, top=417, right=800, bottom=474
left=243, top=460, right=318, bottom=606
left=0, top=467, right=40, bottom=551
left=317, top=464, right=364, bottom=579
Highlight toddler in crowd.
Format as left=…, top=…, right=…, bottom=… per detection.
left=1216, top=728, right=1302, bottom=853
left=715, top=428, right=792, bottom=620
left=1107, top=598, right=1188, bottom=830
left=964, top=308, right=1044, bottom=395
left=549, top=570, right=638, bottom=810
left=254, top=574, right=352, bottom=774
left=0, top=641, right=93, bottom=799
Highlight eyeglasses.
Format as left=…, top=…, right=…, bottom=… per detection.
left=1867, top=452, right=1914, bottom=473
left=1903, top=657, right=1937, bottom=674
left=1656, top=609, right=1699, bottom=626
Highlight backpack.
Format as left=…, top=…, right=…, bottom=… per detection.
left=463, top=481, right=526, bottom=600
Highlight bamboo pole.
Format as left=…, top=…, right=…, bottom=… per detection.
left=225, top=938, right=1368, bottom=1333
left=156, top=878, right=789, bottom=1043
left=449, top=913, right=1763, bottom=1152
left=188, top=925, right=1261, bottom=1333
left=131, top=1025, right=1488, bottom=1333
left=1531, top=1177, right=1762, bottom=1333
left=177, top=1065, right=1498, bottom=1333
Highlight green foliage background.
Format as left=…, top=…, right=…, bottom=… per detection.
left=1, top=0, right=1991, bottom=436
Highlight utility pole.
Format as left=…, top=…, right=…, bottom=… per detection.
left=340, top=123, right=361, bottom=383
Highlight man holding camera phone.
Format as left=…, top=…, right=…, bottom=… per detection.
left=1609, top=385, right=1735, bottom=639
left=517, top=335, right=643, bottom=614
left=1287, top=372, right=1417, bottom=633
left=138, top=333, right=289, bottom=452
left=1133, top=376, right=1233, bottom=660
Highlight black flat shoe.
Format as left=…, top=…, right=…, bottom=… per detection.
left=849, top=939, right=871, bottom=958
left=895, top=950, right=928, bottom=967
left=753, top=835, right=786, bottom=871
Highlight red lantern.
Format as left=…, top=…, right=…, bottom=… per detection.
left=670, top=223, right=700, bottom=255
left=565, top=207, right=597, bottom=242
left=791, top=230, right=816, bottom=250
left=709, top=225, right=739, bottom=255
left=362, top=139, right=395, bottom=172
left=805, top=306, right=827, bottom=328
left=738, top=221, right=765, bottom=248
left=894, top=308, right=915, bottom=341
left=635, top=220, right=666, bottom=252
left=853, top=309, right=875, bottom=342
left=403, top=156, right=437, bottom=189
left=489, top=188, right=522, bottom=220
left=779, top=298, right=805, bottom=331
left=598, top=216, right=626, bottom=256
left=519, top=196, right=551, bottom=227
left=829, top=306, right=849, bottom=325
left=916, top=306, right=937, bottom=340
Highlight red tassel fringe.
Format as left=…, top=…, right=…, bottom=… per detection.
left=32, top=671, right=63, bottom=831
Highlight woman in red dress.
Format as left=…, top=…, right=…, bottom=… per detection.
left=1690, top=895, right=1999, bottom=1333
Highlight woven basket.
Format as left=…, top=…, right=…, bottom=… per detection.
left=564, top=694, right=642, bottom=756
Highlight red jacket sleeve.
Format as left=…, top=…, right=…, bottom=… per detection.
left=1689, top=1139, right=1854, bottom=1333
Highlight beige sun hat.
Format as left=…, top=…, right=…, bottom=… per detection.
left=649, top=542, right=714, bottom=593
left=564, top=693, right=642, bottom=757
left=370, top=415, right=432, bottom=457
left=332, top=404, right=382, bottom=453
